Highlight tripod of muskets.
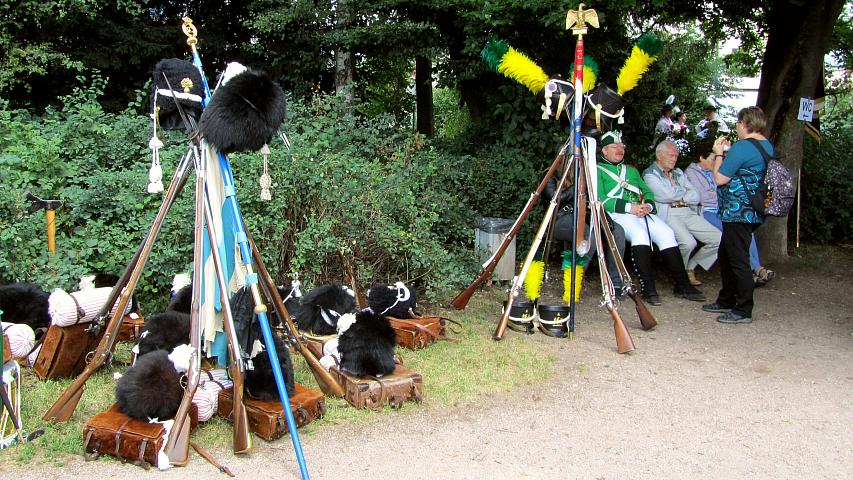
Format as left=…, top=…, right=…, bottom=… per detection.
left=451, top=4, right=656, bottom=353
left=40, top=18, right=337, bottom=480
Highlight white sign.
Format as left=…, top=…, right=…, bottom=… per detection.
left=798, top=97, right=814, bottom=122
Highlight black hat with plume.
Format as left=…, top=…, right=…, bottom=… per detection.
left=199, top=63, right=286, bottom=153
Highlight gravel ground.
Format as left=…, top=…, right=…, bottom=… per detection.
left=2, top=249, right=852, bottom=479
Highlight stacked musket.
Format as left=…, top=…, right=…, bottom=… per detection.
left=453, top=5, right=660, bottom=353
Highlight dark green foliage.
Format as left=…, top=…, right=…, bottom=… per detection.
left=799, top=128, right=853, bottom=244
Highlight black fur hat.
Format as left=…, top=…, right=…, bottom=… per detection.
left=116, top=346, right=190, bottom=420
left=245, top=333, right=296, bottom=401
left=293, top=284, right=356, bottom=336
left=136, top=310, right=191, bottom=358
left=337, top=310, right=397, bottom=378
left=151, top=58, right=205, bottom=131
left=0, top=282, right=50, bottom=331
left=367, top=282, right=418, bottom=319
left=199, top=66, right=285, bottom=153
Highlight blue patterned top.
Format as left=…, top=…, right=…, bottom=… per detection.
left=717, top=139, right=771, bottom=223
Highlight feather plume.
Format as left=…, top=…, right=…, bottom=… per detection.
left=498, top=48, right=549, bottom=94
left=523, top=260, right=545, bottom=301
left=562, top=266, right=585, bottom=303
left=616, top=32, right=663, bottom=96
left=570, top=55, right=600, bottom=93
left=481, top=37, right=510, bottom=73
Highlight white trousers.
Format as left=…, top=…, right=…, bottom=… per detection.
left=611, top=212, right=678, bottom=250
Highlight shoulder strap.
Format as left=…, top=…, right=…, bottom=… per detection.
left=744, top=138, right=772, bottom=166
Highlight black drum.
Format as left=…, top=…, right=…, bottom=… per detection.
left=537, top=304, right=570, bottom=338
left=502, top=300, right=537, bottom=335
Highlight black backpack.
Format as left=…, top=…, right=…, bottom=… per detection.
left=736, top=139, right=795, bottom=217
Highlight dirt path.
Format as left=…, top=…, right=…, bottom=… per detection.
left=3, top=248, right=852, bottom=479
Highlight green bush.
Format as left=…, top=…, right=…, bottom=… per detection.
left=799, top=127, right=853, bottom=243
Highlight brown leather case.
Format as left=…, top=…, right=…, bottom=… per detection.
left=2, top=333, right=10, bottom=363
left=331, top=364, right=424, bottom=410
left=82, top=403, right=199, bottom=468
left=117, top=313, right=145, bottom=343
left=388, top=315, right=448, bottom=349
left=33, top=322, right=102, bottom=380
left=217, top=383, right=326, bottom=441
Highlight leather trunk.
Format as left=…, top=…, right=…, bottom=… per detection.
left=388, top=315, right=447, bottom=350
left=301, top=333, right=335, bottom=360
left=217, top=383, right=326, bottom=441
left=33, top=322, right=102, bottom=380
left=83, top=403, right=198, bottom=468
left=331, top=364, right=424, bottom=410
left=117, top=313, right=145, bottom=343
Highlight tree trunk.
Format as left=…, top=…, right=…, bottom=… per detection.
left=755, top=0, right=845, bottom=263
left=415, top=55, right=435, bottom=137
left=334, top=0, right=354, bottom=107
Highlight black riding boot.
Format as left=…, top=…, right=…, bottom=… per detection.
left=660, top=246, right=706, bottom=302
left=631, top=245, right=661, bottom=305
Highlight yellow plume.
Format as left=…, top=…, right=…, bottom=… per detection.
left=498, top=47, right=549, bottom=94
left=616, top=46, right=656, bottom=96
left=563, top=266, right=584, bottom=303
left=524, top=260, right=545, bottom=301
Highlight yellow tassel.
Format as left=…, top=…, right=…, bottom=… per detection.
left=616, top=46, right=656, bottom=96
left=498, top=48, right=550, bottom=94
left=562, top=266, right=584, bottom=303
left=524, top=260, right=545, bottom=301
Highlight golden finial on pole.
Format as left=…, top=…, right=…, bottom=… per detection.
left=182, top=17, right=198, bottom=47
left=566, top=3, right=600, bottom=36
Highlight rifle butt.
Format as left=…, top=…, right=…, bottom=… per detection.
left=164, top=409, right=192, bottom=465
left=492, top=307, right=511, bottom=341
left=628, top=292, right=657, bottom=331
left=451, top=281, right=481, bottom=310
left=231, top=397, right=252, bottom=454
left=609, top=306, right=635, bottom=354
left=299, top=343, right=345, bottom=397
left=42, top=380, right=85, bottom=423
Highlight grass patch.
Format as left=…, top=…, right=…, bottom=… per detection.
left=0, top=291, right=555, bottom=462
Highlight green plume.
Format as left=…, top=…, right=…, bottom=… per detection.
left=481, top=37, right=510, bottom=72
left=635, top=32, right=663, bottom=56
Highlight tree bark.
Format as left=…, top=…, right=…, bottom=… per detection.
left=415, top=55, right=435, bottom=137
left=334, top=0, right=355, bottom=107
left=755, top=0, right=845, bottom=263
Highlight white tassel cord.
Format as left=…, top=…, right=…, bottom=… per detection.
left=259, top=143, right=272, bottom=201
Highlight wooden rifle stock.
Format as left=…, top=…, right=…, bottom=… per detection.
left=246, top=226, right=345, bottom=398
left=43, top=154, right=192, bottom=423
left=164, top=152, right=206, bottom=465
left=493, top=300, right=513, bottom=341
left=451, top=150, right=568, bottom=310
left=200, top=170, right=251, bottom=454
left=627, top=291, right=657, bottom=331
left=607, top=304, right=635, bottom=354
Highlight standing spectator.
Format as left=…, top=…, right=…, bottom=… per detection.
left=596, top=130, right=705, bottom=305
left=651, top=104, right=675, bottom=148
left=643, top=141, right=721, bottom=286
left=685, top=140, right=776, bottom=286
left=695, top=103, right=731, bottom=139
left=703, top=106, right=769, bottom=324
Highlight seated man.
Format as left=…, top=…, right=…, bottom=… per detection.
left=643, top=141, right=721, bottom=286
left=542, top=169, right=627, bottom=298
left=684, top=140, right=776, bottom=286
left=596, top=130, right=704, bottom=305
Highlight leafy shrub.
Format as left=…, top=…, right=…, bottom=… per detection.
left=799, top=127, right=853, bottom=243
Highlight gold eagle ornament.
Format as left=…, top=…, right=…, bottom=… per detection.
left=565, top=4, right=600, bottom=35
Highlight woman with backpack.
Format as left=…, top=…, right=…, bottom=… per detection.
left=703, top=106, right=771, bottom=324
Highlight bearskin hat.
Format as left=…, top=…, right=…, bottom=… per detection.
left=337, top=310, right=397, bottom=378
left=199, top=66, right=286, bottom=153
left=151, top=58, right=205, bottom=131
left=293, top=284, right=356, bottom=336
left=367, top=282, right=418, bottom=319
left=136, top=310, right=190, bottom=358
left=244, top=333, right=296, bottom=401
left=116, top=345, right=191, bottom=420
